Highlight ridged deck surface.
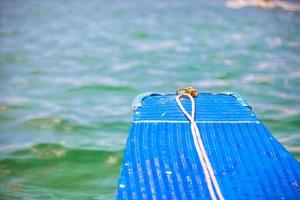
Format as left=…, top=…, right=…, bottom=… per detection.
left=116, top=93, right=300, bottom=199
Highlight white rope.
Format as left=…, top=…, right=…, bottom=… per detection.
left=176, top=93, right=224, bottom=200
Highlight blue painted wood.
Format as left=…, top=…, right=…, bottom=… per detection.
left=116, top=93, right=300, bottom=199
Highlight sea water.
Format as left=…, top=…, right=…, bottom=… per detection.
left=0, top=0, right=299, bottom=199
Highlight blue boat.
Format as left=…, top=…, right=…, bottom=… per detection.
left=116, top=91, right=300, bottom=199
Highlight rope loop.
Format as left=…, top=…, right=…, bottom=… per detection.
left=176, top=89, right=224, bottom=200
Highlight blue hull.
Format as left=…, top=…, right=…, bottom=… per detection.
left=116, top=93, right=300, bottom=199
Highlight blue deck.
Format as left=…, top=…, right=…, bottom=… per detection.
left=116, top=93, right=300, bottom=199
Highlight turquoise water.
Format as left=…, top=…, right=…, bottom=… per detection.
left=0, top=0, right=300, bottom=199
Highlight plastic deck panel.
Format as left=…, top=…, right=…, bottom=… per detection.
left=116, top=93, right=300, bottom=199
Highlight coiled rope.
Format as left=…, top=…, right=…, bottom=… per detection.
left=176, top=88, right=224, bottom=200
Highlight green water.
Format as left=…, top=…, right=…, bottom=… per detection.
left=0, top=0, right=300, bottom=199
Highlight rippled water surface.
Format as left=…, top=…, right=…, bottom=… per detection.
left=0, top=0, right=300, bottom=199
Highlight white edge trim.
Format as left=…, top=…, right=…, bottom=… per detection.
left=132, top=120, right=260, bottom=124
